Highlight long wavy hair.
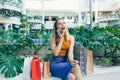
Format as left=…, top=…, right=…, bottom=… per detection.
left=51, top=18, right=70, bottom=45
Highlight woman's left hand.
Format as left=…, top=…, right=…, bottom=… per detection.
left=70, top=60, right=79, bottom=67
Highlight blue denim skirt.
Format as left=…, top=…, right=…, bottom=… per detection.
left=50, top=56, right=72, bottom=80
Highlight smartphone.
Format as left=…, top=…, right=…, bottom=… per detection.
left=55, top=27, right=62, bottom=39
left=58, top=29, right=62, bottom=34
left=55, top=27, right=58, bottom=40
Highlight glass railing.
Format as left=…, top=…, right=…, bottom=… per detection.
left=0, top=0, right=23, bottom=8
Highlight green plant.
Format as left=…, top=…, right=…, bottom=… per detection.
left=28, top=29, right=51, bottom=55
left=70, top=26, right=120, bottom=66
left=102, top=57, right=113, bottom=67
left=0, top=30, right=35, bottom=78
left=103, top=27, right=120, bottom=65
left=0, top=53, right=23, bottom=78
left=0, top=30, right=23, bottom=78
left=0, top=14, right=51, bottom=78
left=0, top=26, right=52, bottom=77
left=92, top=26, right=120, bottom=66
left=20, top=15, right=29, bottom=33
left=69, top=26, right=104, bottom=50
left=34, top=30, right=52, bottom=61
left=41, top=53, right=52, bottom=61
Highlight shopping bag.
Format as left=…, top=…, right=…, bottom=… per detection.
left=23, top=56, right=33, bottom=80
left=31, top=56, right=41, bottom=80
left=86, top=50, right=94, bottom=74
left=43, top=61, right=50, bottom=78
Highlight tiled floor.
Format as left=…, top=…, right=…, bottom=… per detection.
left=94, top=65, right=120, bottom=74
left=43, top=77, right=61, bottom=80
left=0, top=66, right=120, bottom=80
left=84, top=72, right=120, bottom=80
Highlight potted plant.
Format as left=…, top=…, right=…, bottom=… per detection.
left=100, top=26, right=120, bottom=66
left=69, top=26, right=104, bottom=74
left=87, top=26, right=120, bottom=67
left=0, top=30, right=28, bottom=78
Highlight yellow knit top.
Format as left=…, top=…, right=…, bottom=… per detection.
left=58, top=39, right=71, bottom=56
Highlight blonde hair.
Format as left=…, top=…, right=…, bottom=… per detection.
left=51, top=18, right=70, bottom=45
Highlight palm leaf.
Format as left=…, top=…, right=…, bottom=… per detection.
left=0, top=52, right=24, bottom=78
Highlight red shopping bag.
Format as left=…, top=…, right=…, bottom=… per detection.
left=31, top=56, right=41, bottom=80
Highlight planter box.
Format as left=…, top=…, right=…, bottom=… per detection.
left=74, top=46, right=87, bottom=75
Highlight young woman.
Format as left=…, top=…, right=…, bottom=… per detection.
left=50, top=18, right=83, bottom=80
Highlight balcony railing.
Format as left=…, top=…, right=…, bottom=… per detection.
left=0, top=0, right=23, bottom=8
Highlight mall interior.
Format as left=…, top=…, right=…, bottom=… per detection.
left=0, top=0, right=120, bottom=80
left=0, top=0, right=120, bottom=30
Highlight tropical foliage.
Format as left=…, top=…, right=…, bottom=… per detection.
left=69, top=26, right=104, bottom=50
left=0, top=21, right=119, bottom=78
left=69, top=26, right=120, bottom=66
left=0, top=53, right=23, bottom=78
left=0, top=28, right=51, bottom=78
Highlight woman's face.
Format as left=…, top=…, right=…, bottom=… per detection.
left=56, top=19, right=67, bottom=35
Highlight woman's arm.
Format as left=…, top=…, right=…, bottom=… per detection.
left=68, top=35, right=79, bottom=66
left=68, top=35, right=74, bottom=61
left=50, top=34, right=63, bottom=56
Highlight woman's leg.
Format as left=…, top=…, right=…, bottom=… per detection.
left=68, top=73, right=75, bottom=80
left=72, top=64, right=83, bottom=80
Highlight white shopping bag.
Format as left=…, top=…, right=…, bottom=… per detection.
left=23, top=56, right=33, bottom=80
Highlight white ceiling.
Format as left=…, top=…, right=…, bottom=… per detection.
left=25, top=0, right=120, bottom=16
left=25, top=0, right=79, bottom=12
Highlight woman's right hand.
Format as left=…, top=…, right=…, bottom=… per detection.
left=70, top=60, right=79, bottom=67
left=57, top=29, right=63, bottom=41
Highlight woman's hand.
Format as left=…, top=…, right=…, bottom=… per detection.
left=70, top=60, right=79, bottom=67
left=57, top=29, right=63, bottom=41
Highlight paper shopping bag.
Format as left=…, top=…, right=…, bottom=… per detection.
left=43, top=61, right=50, bottom=78
left=23, top=56, right=33, bottom=80
left=31, top=56, right=41, bottom=80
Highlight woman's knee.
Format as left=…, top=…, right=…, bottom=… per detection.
left=72, top=64, right=83, bottom=74
left=73, top=64, right=80, bottom=70
left=68, top=73, right=75, bottom=80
